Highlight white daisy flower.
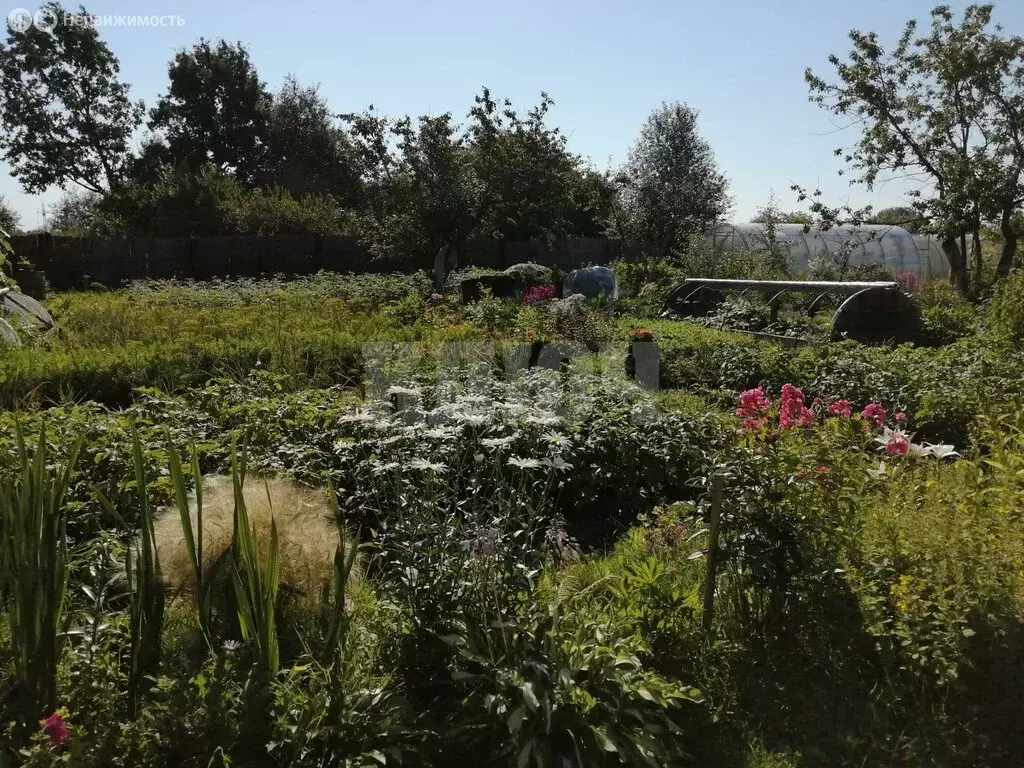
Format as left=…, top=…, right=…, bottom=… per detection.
left=541, top=431, right=571, bottom=446
left=507, top=456, right=543, bottom=470
left=543, top=456, right=574, bottom=472
left=407, top=458, right=448, bottom=473
left=481, top=436, right=516, bottom=449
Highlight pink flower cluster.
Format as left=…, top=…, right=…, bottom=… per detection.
left=860, top=402, right=887, bottom=427
left=43, top=712, right=69, bottom=745
left=736, top=385, right=771, bottom=430
left=774, top=387, right=815, bottom=430
left=884, top=432, right=910, bottom=454
left=826, top=399, right=852, bottom=418
left=523, top=284, right=556, bottom=305
left=779, top=384, right=815, bottom=429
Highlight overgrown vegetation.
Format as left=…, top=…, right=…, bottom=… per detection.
left=1, top=271, right=1023, bottom=766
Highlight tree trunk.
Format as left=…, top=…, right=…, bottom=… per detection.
left=942, top=237, right=969, bottom=295
left=996, top=205, right=1018, bottom=280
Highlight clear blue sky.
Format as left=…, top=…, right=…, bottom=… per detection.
left=4, top=0, right=1023, bottom=229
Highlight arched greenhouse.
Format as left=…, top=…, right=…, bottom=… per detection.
left=708, top=223, right=948, bottom=280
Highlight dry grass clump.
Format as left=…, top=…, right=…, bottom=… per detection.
left=154, top=475, right=358, bottom=595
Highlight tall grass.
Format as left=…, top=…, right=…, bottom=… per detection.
left=228, top=442, right=280, bottom=677
left=0, top=423, right=80, bottom=730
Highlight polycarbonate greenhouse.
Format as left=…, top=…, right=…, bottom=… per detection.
left=708, top=223, right=948, bottom=280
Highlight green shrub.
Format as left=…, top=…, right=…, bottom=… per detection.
left=986, top=269, right=1024, bottom=342
left=916, top=280, right=977, bottom=345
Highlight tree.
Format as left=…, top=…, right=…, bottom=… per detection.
left=466, top=88, right=609, bottom=244
left=806, top=4, right=1024, bottom=292
left=344, top=108, right=480, bottom=265
left=43, top=190, right=104, bottom=234
left=0, top=1, right=143, bottom=194
left=258, top=75, right=361, bottom=205
left=750, top=209, right=813, bottom=225
left=0, top=196, right=20, bottom=234
left=868, top=206, right=926, bottom=234
left=615, top=102, right=730, bottom=259
left=148, top=39, right=270, bottom=184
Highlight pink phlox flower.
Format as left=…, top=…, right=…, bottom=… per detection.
left=884, top=432, right=910, bottom=454
left=43, top=712, right=69, bottom=745
left=894, top=411, right=908, bottom=423
left=736, top=386, right=772, bottom=431
left=779, top=383, right=814, bottom=429
left=826, top=399, right=852, bottom=418
left=861, top=402, right=887, bottom=427
left=523, top=284, right=556, bottom=305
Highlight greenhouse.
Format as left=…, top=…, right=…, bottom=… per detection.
left=708, top=223, right=949, bottom=280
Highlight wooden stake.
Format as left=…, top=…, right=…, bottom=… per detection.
left=702, top=475, right=724, bottom=634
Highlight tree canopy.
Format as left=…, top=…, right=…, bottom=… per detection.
left=806, top=3, right=1024, bottom=291
left=0, top=1, right=143, bottom=193
left=148, top=39, right=270, bottom=184
left=614, top=103, right=731, bottom=259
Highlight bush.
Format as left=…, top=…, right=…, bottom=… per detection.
left=986, top=269, right=1024, bottom=343
left=916, top=280, right=977, bottom=345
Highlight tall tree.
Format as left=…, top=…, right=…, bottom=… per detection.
left=344, top=108, right=480, bottom=264
left=148, top=39, right=270, bottom=184
left=258, top=75, right=361, bottom=205
left=615, top=103, right=730, bottom=259
left=0, top=1, right=143, bottom=193
left=466, top=88, right=608, bottom=244
left=806, top=4, right=1024, bottom=292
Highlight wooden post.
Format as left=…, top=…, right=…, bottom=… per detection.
left=702, top=475, right=724, bottom=633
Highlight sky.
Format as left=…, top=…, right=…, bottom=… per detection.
left=3, top=0, right=1024, bottom=230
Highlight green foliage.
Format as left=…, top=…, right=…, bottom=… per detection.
left=868, top=205, right=926, bottom=234
left=806, top=5, right=1024, bottom=293
left=0, top=282, right=467, bottom=407
left=0, top=195, right=20, bottom=235
left=257, top=75, right=362, bottom=206
left=104, top=163, right=354, bottom=237
left=228, top=445, right=280, bottom=678
left=122, top=425, right=166, bottom=717
left=916, top=280, right=977, bottom=344
left=148, top=38, right=270, bottom=185
left=466, top=88, right=610, bottom=244
left=986, top=267, right=1024, bottom=342
left=450, top=600, right=702, bottom=766
left=0, top=1, right=143, bottom=194
left=614, top=102, right=731, bottom=259
left=0, top=424, right=79, bottom=735
left=42, top=190, right=107, bottom=236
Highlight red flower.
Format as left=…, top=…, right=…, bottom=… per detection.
left=884, top=433, right=910, bottom=455
left=630, top=328, right=655, bottom=342
left=894, top=411, right=908, bottom=423
left=816, top=465, right=830, bottom=474
left=826, top=399, right=852, bottom=418
left=523, top=284, right=556, bottom=305
left=861, top=402, right=886, bottom=428
left=43, top=712, right=69, bottom=745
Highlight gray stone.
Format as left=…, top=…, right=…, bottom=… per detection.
left=563, top=266, right=617, bottom=300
